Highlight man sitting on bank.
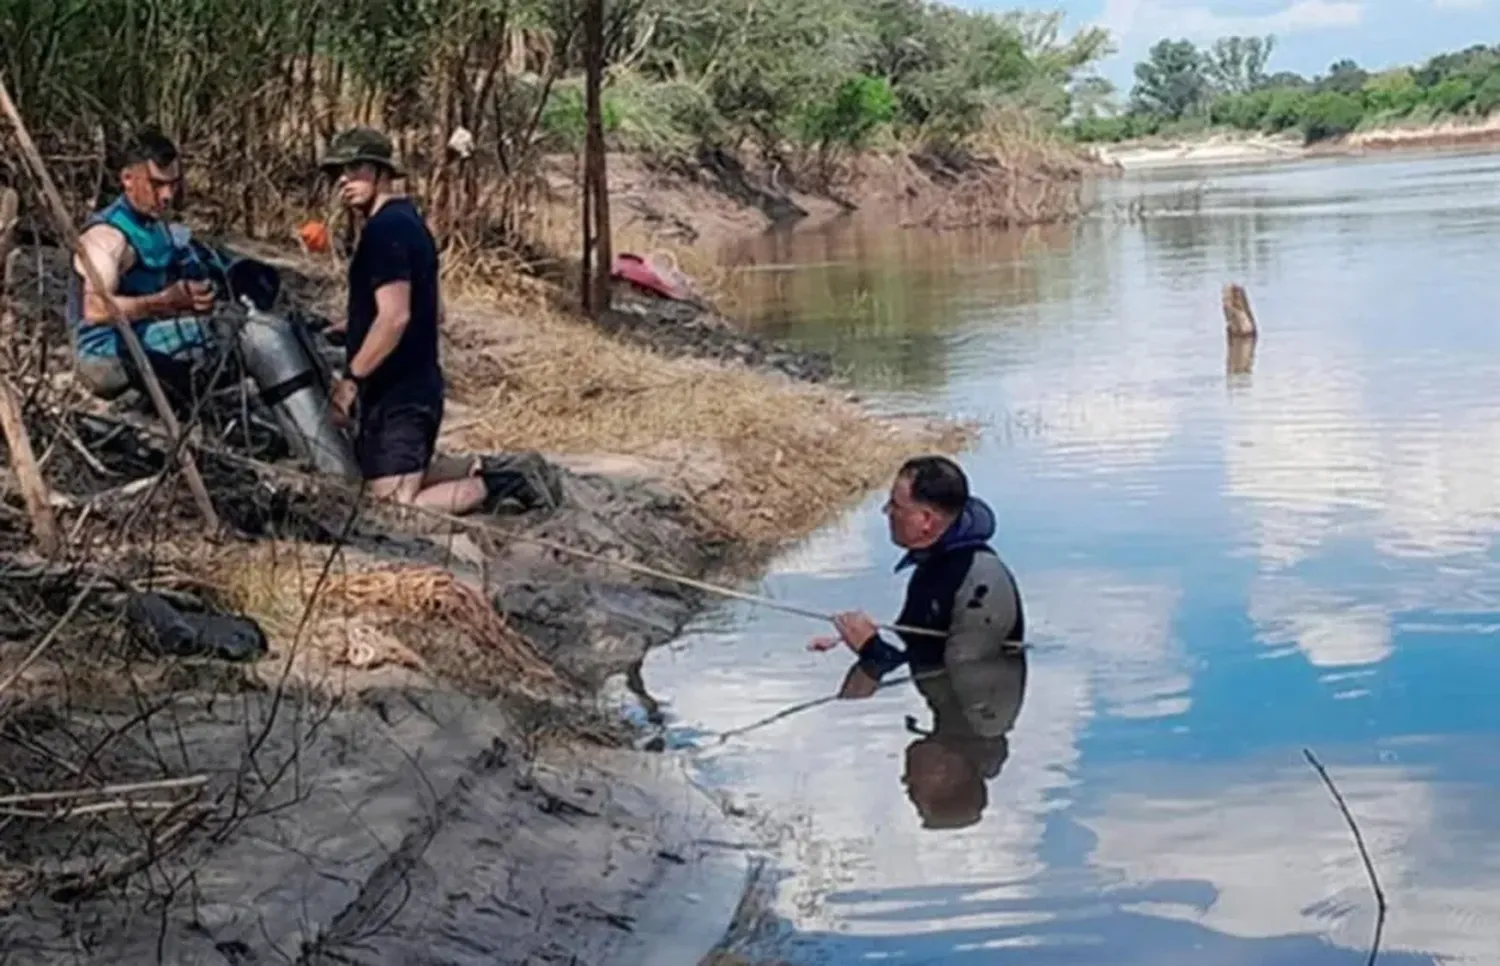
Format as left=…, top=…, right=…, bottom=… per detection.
left=810, top=456, right=1025, bottom=673
left=68, top=128, right=231, bottom=413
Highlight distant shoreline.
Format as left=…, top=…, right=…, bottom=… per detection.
left=1086, top=115, right=1500, bottom=172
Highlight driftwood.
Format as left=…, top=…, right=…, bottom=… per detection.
left=1222, top=282, right=1258, bottom=339
left=0, top=188, right=61, bottom=555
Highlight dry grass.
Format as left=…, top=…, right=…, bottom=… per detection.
left=432, top=291, right=972, bottom=547
left=193, top=540, right=574, bottom=700
left=266, top=238, right=972, bottom=549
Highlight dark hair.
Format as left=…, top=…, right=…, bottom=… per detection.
left=116, top=127, right=179, bottom=171
left=898, top=456, right=968, bottom=515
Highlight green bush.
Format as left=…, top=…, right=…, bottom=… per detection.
left=1261, top=90, right=1309, bottom=132
left=539, top=83, right=623, bottom=153
left=1210, top=90, right=1272, bottom=129
left=1429, top=77, right=1476, bottom=115
left=798, top=74, right=898, bottom=152
left=1299, top=91, right=1364, bottom=142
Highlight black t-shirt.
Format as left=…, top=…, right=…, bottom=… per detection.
left=345, top=198, right=444, bottom=409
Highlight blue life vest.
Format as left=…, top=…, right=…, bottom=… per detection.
left=66, top=196, right=210, bottom=359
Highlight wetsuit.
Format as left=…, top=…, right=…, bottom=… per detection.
left=856, top=496, right=1026, bottom=679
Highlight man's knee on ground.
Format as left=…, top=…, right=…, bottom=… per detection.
left=75, top=357, right=133, bottom=400
left=367, top=472, right=424, bottom=504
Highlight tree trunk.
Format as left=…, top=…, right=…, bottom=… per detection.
left=581, top=0, right=612, bottom=318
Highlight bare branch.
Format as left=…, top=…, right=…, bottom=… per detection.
left=1303, top=747, right=1387, bottom=966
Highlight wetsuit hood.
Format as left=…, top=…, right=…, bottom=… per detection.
left=896, top=496, right=996, bottom=572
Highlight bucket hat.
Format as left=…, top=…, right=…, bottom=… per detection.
left=319, top=127, right=404, bottom=178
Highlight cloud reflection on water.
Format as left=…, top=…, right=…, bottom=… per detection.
left=646, top=153, right=1500, bottom=964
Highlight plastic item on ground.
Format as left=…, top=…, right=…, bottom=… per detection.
left=611, top=252, right=695, bottom=301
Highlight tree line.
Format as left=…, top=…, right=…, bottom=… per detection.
left=1071, top=36, right=1500, bottom=145
left=1, top=0, right=1114, bottom=247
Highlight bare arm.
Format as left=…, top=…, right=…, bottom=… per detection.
left=74, top=226, right=182, bottom=324
left=348, top=280, right=411, bottom=380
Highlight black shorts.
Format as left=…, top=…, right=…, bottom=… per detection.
left=354, top=400, right=442, bottom=481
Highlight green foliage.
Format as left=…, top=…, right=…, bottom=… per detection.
left=1204, top=35, right=1274, bottom=96
left=631, top=0, right=1111, bottom=157
left=2, top=0, right=1109, bottom=226
left=1071, top=34, right=1500, bottom=146
left=1129, top=39, right=1209, bottom=120
left=1298, top=91, right=1363, bottom=142
left=1362, top=69, right=1422, bottom=117
left=799, top=76, right=898, bottom=153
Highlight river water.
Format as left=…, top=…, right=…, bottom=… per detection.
left=639, top=152, right=1500, bottom=964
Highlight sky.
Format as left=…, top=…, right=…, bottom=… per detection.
left=975, top=0, right=1500, bottom=90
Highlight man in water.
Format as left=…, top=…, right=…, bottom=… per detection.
left=810, top=455, right=1024, bottom=673
left=320, top=127, right=554, bottom=513
left=69, top=128, right=230, bottom=412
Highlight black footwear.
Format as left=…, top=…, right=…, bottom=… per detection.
left=125, top=593, right=269, bottom=662
left=478, top=451, right=565, bottom=515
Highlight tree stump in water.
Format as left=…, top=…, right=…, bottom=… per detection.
left=1226, top=337, right=1256, bottom=377
left=1222, top=282, right=1257, bottom=339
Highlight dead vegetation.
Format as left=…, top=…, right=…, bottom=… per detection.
left=437, top=294, right=970, bottom=545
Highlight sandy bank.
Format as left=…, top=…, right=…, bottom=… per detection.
left=0, top=220, right=962, bottom=964
left=1094, top=116, right=1500, bottom=173
left=1090, top=132, right=1305, bottom=171
left=1336, top=113, right=1500, bottom=153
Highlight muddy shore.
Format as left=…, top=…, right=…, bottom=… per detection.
left=0, top=203, right=961, bottom=965
left=547, top=144, right=1099, bottom=270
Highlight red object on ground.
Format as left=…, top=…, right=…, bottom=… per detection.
left=611, top=252, right=686, bottom=301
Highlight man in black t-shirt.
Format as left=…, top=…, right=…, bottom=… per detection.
left=318, top=127, right=493, bottom=512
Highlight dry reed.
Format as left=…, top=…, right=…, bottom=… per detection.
left=432, top=290, right=972, bottom=546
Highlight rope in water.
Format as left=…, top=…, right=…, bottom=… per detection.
left=703, top=667, right=955, bottom=746
left=71, top=409, right=951, bottom=640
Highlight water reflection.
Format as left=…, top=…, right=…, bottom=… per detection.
left=647, top=151, right=1500, bottom=964
left=1226, top=337, right=1256, bottom=380
left=721, top=223, right=1080, bottom=394
left=836, top=647, right=1027, bottom=832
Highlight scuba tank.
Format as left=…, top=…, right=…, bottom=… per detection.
left=235, top=302, right=360, bottom=480
left=179, top=230, right=361, bottom=480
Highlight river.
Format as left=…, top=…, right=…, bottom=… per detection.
left=638, top=152, right=1500, bottom=965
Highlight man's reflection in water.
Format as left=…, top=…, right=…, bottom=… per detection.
left=838, top=646, right=1027, bottom=830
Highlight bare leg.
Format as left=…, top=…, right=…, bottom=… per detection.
left=367, top=471, right=487, bottom=515
left=410, top=475, right=487, bottom=514
left=367, top=471, right=425, bottom=504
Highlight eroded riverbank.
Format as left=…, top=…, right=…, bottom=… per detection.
left=0, top=230, right=965, bottom=963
